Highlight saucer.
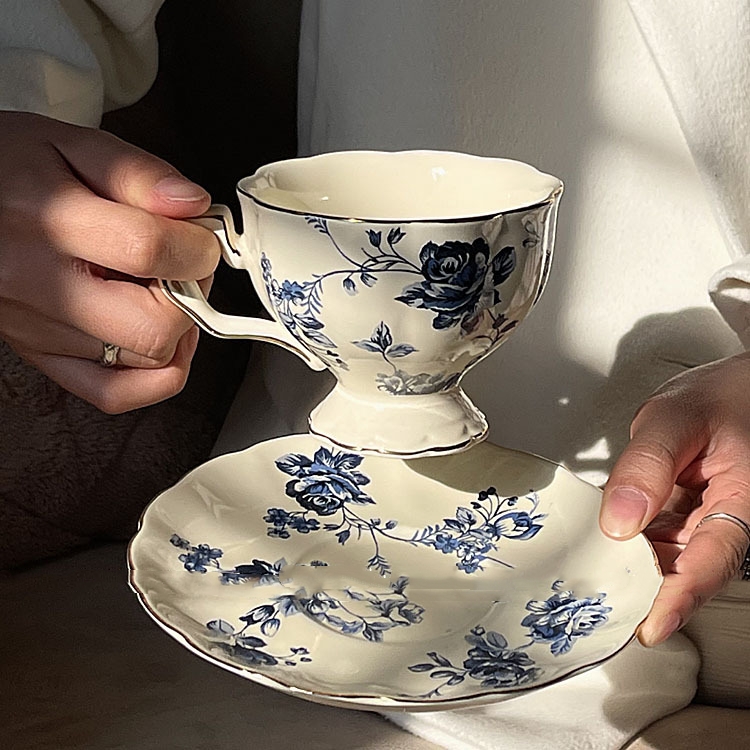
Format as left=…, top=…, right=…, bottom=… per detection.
left=128, top=435, right=661, bottom=711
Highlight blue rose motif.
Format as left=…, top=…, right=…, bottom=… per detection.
left=275, top=447, right=374, bottom=516
left=396, top=239, right=516, bottom=330
left=462, top=627, right=539, bottom=688
left=521, top=584, right=612, bottom=655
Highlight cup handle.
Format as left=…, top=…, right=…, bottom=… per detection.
left=161, top=204, right=328, bottom=372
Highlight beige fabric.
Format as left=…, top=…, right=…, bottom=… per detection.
left=0, top=0, right=162, bottom=126
left=626, top=705, right=750, bottom=750
left=683, top=581, right=750, bottom=709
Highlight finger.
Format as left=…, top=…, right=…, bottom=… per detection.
left=4, top=256, right=206, bottom=367
left=68, top=277, right=196, bottom=365
left=600, top=397, right=707, bottom=539
left=642, top=485, right=702, bottom=544
left=638, top=467, right=750, bottom=646
left=9, top=267, right=196, bottom=365
left=0, top=301, right=180, bottom=369
left=40, top=184, right=221, bottom=280
left=52, top=123, right=211, bottom=218
left=644, top=511, right=693, bottom=544
left=637, top=513, right=749, bottom=646
left=25, top=326, right=200, bottom=413
left=648, top=540, right=684, bottom=571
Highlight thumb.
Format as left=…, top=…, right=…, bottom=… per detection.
left=600, top=397, right=704, bottom=539
left=54, top=124, right=210, bottom=218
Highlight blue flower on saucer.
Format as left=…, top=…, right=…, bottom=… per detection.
left=521, top=580, right=613, bottom=655
left=276, top=445, right=374, bottom=516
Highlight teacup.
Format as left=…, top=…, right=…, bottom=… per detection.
left=163, top=150, right=563, bottom=457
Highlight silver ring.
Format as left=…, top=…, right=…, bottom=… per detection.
left=697, top=512, right=750, bottom=581
left=99, top=342, right=120, bottom=368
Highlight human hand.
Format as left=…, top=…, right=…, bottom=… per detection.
left=600, top=352, right=750, bottom=646
left=0, top=111, right=220, bottom=412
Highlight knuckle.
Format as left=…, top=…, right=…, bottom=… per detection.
left=165, top=366, right=190, bottom=397
left=682, top=588, right=707, bottom=619
left=122, top=216, right=164, bottom=276
left=93, top=367, right=188, bottom=415
left=721, top=537, right=747, bottom=576
left=133, top=321, right=179, bottom=364
left=626, top=439, right=679, bottom=474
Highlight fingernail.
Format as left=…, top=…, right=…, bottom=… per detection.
left=601, top=486, right=649, bottom=538
left=154, top=175, right=209, bottom=202
left=639, top=611, right=682, bottom=647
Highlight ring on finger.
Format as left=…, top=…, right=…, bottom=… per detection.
left=697, top=512, right=750, bottom=581
left=99, top=341, right=121, bottom=368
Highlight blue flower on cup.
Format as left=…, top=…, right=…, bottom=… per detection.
left=396, top=239, right=516, bottom=330
left=521, top=580, right=613, bottom=655
left=278, top=280, right=306, bottom=303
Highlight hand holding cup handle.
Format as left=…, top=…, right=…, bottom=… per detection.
left=0, top=111, right=221, bottom=413
left=162, top=203, right=328, bottom=372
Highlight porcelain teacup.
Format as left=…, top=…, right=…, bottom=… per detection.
left=163, top=150, right=563, bottom=457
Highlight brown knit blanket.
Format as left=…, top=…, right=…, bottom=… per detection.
left=0, top=335, right=249, bottom=569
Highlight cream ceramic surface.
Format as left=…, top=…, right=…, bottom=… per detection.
left=128, top=435, right=661, bottom=712
left=163, top=151, right=562, bottom=457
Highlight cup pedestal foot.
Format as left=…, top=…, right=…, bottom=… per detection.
left=308, top=385, right=488, bottom=458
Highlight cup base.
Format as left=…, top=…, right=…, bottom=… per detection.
left=307, top=385, right=489, bottom=458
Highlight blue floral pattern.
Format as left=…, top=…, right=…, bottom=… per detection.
left=165, top=547, right=613, bottom=696
left=170, top=534, right=289, bottom=585
left=274, top=446, right=374, bottom=517
left=230, top=575, right=424, bottom=644
left=267, top=446, right=545, bottom=576
left=207, top=611, right=311, bottom=668
left=171, top=536, right=425, bottom=647
left=521, top=580, right=612, bottom=655
left=407, top=581, right=611, bottom=698
left=396, top=239, right=516, bottom=331
left=259, top=216, right=519, bottom=386
left=353, top=321, right=459, bottom=395
left=408, top=626, right=540, bottom=698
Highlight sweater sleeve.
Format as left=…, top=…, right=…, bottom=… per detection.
left=709, top=260, right=750, bottom=349
left=627, top=0, right=750, bottom=348
left=0, top=0, right=163, bottom=127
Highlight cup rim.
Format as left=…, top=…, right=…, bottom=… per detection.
left=237, top=149, right=563, bottom=224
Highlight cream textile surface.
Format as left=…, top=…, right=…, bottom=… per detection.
left=0, top=0, right=161, bottom=125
